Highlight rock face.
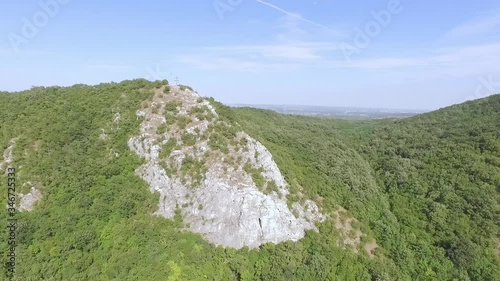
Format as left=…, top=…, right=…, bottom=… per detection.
left=19, top=184, right=43, bottom=212
left=0, top=139, right=16, bottom=175
left=1, top=140, right=42, bottom=212
left=128, top=85, right=325, bottom=249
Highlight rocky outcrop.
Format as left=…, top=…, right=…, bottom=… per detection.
left=128, top=85, right=326, bottom=249
left=0, top=139, right=16, bottom=175
left=1, top=140, right=42, bottom=212
left=333, top=207, right=378, bottom=257
left=19, top=184, right=43, bottom=212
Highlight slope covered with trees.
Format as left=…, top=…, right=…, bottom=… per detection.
left=0, top=80, right=498, bottom=280
left=231, top=95, right=500, bottom=280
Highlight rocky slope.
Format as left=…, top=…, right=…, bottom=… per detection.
left=1, top=139, right=43, bottom=211
left=128, top=85, right=326, bottom=249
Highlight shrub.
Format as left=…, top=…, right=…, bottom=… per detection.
left=179, top=84, right=194, bottom=91
left=151, top=103, right=161, bottom=114
left=160, top=139, right=177, bottom=159
left=189, top=106, right=206, bottom=115
left=177, top=116, right=192, bottom=130
left=243, top=162, right=266, bottom=191
left=165, top=100, right=182, bottom=114
left=157, top=123, right=168, bottom=134
left=181, top=133, right=197, bottom=146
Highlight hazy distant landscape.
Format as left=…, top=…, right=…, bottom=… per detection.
left=231, top=104, right=429, bottom=119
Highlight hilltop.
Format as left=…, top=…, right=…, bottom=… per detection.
left=0, top=79, right=498, bottom=280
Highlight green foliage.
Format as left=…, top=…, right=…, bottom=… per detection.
left=206, top=121, right=238, bottom=155
left=181, top=133, right=197, bottom=146
left=231, top=95, right=500, bottom=281
left=153, top=79, right=169, bottom=89
left=157, top=122, right=168, bottom=134
left=188, top=106, right=206, bottom=115
left=163, top=85, right=171, bottom=94
left=179, top=84, right=193, bottom=91
left=1, top=79, right=497, bottom=281
left=189, top=105, right=214, bottom=121
left=151, top=103, right=161, bottom=114
left=180, top=156, right=207, bottom=188
left=176, top=116, right=192, bottom=130
left=243, top=161, right=266, bottom=191
left=160, top=138, right=177, bottom=159
left=267, top=181, right=280, bottom=196
left=164, top=100, right=182, bottom=114
left=207, top=97, right=238, bottom=125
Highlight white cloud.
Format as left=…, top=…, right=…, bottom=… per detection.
left=178, top=56, right=300, bottom=72
left=180, top=5, right=500, bottom=82
left=85, top=64, right=131, bottom=70
left=446, top=12, right=500, bottom=38
left=178, top=14, right=345, bottom=71
left=179, top=41, right=500, bottom=82
left=254, top=0, right=338, bottom=33
left=203, top=42, right=341, bottom=61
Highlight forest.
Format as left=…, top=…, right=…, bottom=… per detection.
left=0, top=79, right=498, bottom=280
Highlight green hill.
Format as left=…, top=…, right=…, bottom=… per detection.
left=0, top=80, right=498, bottom=280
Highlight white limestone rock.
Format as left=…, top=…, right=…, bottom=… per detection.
left=19, top=186, right=42, bottom=212
left=0, top=139, right=16, bottom=175
left=128, top=86, right=326, bottom=249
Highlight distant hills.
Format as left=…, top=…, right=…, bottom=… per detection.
left=230, top=104, right=429, bottom=119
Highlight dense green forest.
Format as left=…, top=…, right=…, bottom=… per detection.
left=0, top=79, right=498, bottom=280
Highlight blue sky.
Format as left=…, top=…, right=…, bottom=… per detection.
left=1, top=0, right=500, bottom=110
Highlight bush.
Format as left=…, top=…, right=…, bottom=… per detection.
left=177, top=116, right=192, bottom=130
left=181, top=133, right=197, bottom=146
left=179, top=84, right=194, bottom=91
left=164, top=100, right=182, bottom=114
left=160, top=138, right=177, bottom=159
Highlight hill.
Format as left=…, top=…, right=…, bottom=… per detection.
left=0, top=79, right=498, bottom=280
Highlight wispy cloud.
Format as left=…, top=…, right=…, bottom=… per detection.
left=178, top=14, right=345, bottom=71
left=254, top=0, right=339, bottom=34
left=178, top=56, right=300, bottom=72
left=329, top=43, right=500, bottom=73
left=446, top=12, right=500, bottom=38
left=181, top=4, right=500, bottom=81
left=85, top=64, right=131, bottom=70
left=204, top=42, right=342, bottom=61
left=177, top=40, right=346, bottom=72
left=179, top=41, right=500, bottom=78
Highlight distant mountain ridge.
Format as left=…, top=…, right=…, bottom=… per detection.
left=230, top=103, right=429, bottom=119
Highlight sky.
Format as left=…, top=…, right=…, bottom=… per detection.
left=1, top=0, right=500, bottom=110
